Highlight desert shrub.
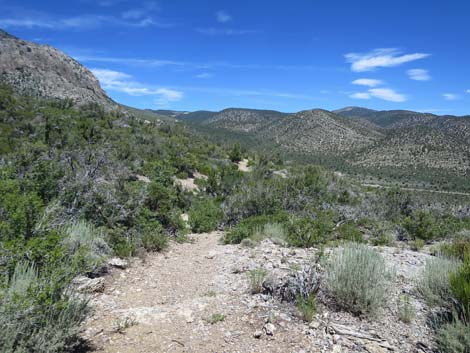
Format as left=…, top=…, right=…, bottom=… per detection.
left=325, top=243, right=393, bottom=316
left=62, top=221, right=110, bottom=274
left=410, top=238, right=425, bottom=251
left=223, top=213, right=288, bottom=244
left=296, top=293, right=317, bottom=322
left=188, top=198, right=223, bottom=233
left=285, top=212, right=335, bottom=248
left=435, top=319, right=470, bottom=353
left=397, top=294, right=415, bottom=323
left=229, top=143, right=242, bottom=163
left=139, top=218, right=168, bottom=252
left=248, top=268, right=268, bottom=294
left=450, top=258, right=470, bottom=320
left=0, top=179, right=44, bottom=240
left=403, top=211, right=442, bottom=241
left=106, top=226, right=137, bottom=258
left=440, top=232, right=470, bottom=261
left=0, top=262, right=89, bottom=353
left=206, top=313, right=225, bottom=325
left=336, top=222, right=364, bottom=243
left=251, top=222, right=287, bottom=244
left=416, top=256, right=460, bottom=309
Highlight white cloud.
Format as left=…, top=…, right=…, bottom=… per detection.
left=91, top=69, right=132, bottom=84
left=154, top=88, right=183, bottom=106
left=466, top=89, right=470, bottom=93
left=91, top=68, right=183, bottom=106
left=350, top=92, right=371, bottom=99
left=351, top=78, right=383, bottom=87
left=443, top=93, right=459, bottom=101
left=345, top=48, right=430, bottom=72
left=216, top=10, right=232, bottom=23
left=195, top=73, right=214, bottom=79
left=407, top=69, right=431, bottom=81
left=369, top=88, right=406, bottom=102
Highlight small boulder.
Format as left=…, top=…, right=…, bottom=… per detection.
left=108, top=257, right=129, bottom=269
left=72, top=276, right=105, bottom=293
left=253, top=330, right=263, bottom=339
left=263, top=323, right=276, bottom=336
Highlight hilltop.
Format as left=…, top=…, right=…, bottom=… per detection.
left=0, top=29, right=117, bottom=108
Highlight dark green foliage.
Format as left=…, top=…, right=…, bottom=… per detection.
left=229, top=142, right=242, bottom=163
left=139, top=219, right=168, bottom=252
left=285, top=212, right=335, bottom=248
left=0, top=179, right=44, bottom=241
left=188, top=198, right=223, bottom=233
left=403, top=212, right=468, bottom=241
left=436, top=320, right=470, bottom=353
left=336, top=222, right=364, bottom=243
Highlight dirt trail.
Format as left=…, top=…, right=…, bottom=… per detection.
left=85, top=232, right=313, bottom=353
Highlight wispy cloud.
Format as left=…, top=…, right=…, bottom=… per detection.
left=216, top=10, right=232, bottom=23
left=182, top=86, right=319, bottom=101
left=369, top=88, right=406, bottom=102
left=407, top=68, right=431, bottom=81
left=350, top=92, right=371, bottom=99
left=345, top=48, right=430, bottom=72
left=195, top=73, right=214, bottom=79
left=351, top=78, right=383, bottom=87
left=196, top=27, right=255, bottom=36
left=0, top=11, right=171, bottom=30
left=443, top=93, right=459, bottom=101
left=350, top=88, right=406, bottom=102
left=121, top=2, right=159, bottom=20
left=466, top=89, right=470, bottom=94
left=97, top=0, right=127, bottom=7
left=73, top=53, right=337, bottom=72
left=91, top=68, right=183, bottom=106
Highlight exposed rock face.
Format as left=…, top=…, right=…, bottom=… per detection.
left=0, top=29, right=116, bottom=108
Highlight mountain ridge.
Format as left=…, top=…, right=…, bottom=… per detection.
left=0, top=29, right=116, bottom=109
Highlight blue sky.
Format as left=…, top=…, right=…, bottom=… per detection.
left=1, top=0, right=470, bottom=114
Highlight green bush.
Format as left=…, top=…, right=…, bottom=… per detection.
left=450, top=259, right=470, bottom=320
left=325, top=243, right=393, bottom=316
left=285, top=212, right=335, bottom=248
left=436, top=319, right=470, bottom=353
left=140, top=219, right=168, bottom=252
left=229, top=143, right=242, bottom=163
left=188, top=198, right=223, bottom=233
left=397, top=294, right=415, bottom=323
left=248, top=268, right=268, bottom=294
left=223, top=213, right=288, bottom=244
left=403, top=211, right=441, bottom=241
left=336, top=222, right=364, bottom=243
left=296, top=294, right=317, bottom=322
left=440, top=232, right=470, bottom=261
left=0, top=262, right=90, bottom=353
left=417, top=256, right=461, bottom=309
